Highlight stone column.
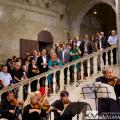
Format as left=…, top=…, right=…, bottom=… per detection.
left=116, top=0, right=120, bottom=65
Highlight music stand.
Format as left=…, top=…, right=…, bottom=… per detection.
left=81, top=82, right=111, bottom=111
left=61, top=101, right=91, bottom=120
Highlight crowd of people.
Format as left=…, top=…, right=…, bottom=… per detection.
left=0, top=30, right=119, bottom=119
left=0, top=30, right=118, bottom=91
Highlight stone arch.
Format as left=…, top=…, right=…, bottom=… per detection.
left=80, top=2, right=116, bottom=37
left=71, top=0, right=116, bottom=36
left=37, top=30, right=53, bottom=50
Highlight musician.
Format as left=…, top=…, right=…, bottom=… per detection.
left=96, top=67, right=120, bottom=99
left=22, top=95, right=41, bottom=120
left=35, top=91, right=49, bottom=120
left=23, top=91, right=49, bottom=120
left=95, top=67, right=110, bottom=84
left=1, top=91, right=23, bottom=120
left=47, top=90, right=74, bottom=120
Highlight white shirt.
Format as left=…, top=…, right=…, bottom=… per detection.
left=42, top=56, right=47, bottom=68
left=0, top=72, right=12, bottom=87
left=62, top=50, right=65, bottom=60
left=84, top=41, right=88, bottom=53
left=42, top=56, right=47, bottom=63
left=77, top=41, right=81, bottom=47
left=108, top=35, right=118, bottom=45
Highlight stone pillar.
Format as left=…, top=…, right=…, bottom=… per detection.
left=116, top=0, right=120, bottom=65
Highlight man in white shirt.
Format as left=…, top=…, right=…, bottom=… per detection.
left=0, top=65, right=12, bottom=88
left=108, top=30, right=118, bottom=64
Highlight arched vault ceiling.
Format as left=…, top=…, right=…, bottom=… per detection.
left=57, top=0, right=116, bottom=23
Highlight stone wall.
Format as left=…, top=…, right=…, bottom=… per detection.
left=0, top=0, right=69, bottom=64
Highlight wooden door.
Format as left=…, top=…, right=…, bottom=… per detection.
left=20, top=39, right=39, bottom=59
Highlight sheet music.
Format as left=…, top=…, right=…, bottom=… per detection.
left=80, top=82, right=116, bottom=100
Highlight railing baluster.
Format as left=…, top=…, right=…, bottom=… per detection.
left=87, top=58, right=90, bottom=77
left=60, top=68, right=64, bottom=91
left=67, top=66, right=70, bottom=86
left=28, top=82, right=31, bottom=93
left=106, top=51, right=108, bottom=66
left=37, top=78, right=40, bottom=91
left=53, top=71, right=56, bottom=95
left=111, top=49, right=113, bottom=66
left=100, top=53, right=104, bottom=70
left=94, top=56, right=97, bottom=74
left=45, top=75, right=48, bottom=95
left=81, top=61, right=84, bottom=80
left=17, top=85, right=24, bottom=100
left=74, top=64, right=77, bottom=84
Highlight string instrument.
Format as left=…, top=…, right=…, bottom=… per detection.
left=9, top=98, right=24, bottom=114
left=63, top=100, right=71, bottom=108
left=38, top=94, right=50, bottom=111
left=108, top=76, right=120, bottom=86
left=10, top=98, right=24, bottom=107
left=31, top=96, right=41, bottom=109
left=56, top=100, right=71, bottom=115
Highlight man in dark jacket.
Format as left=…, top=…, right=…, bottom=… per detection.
left=47, top=90, right=75, bottom=120
left=79, top=35, right=93, bottom=77
left=37, top=49, right=49, bottom=93
left=58, top=43, right=70, bottom=84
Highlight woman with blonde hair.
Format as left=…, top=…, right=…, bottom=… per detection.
left=22, top=92, right=41, bottom=120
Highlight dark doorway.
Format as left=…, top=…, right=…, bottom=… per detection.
left=38, top=42, right=53, bottom=50
left=80, top=3, right=116, bottom=37
left=20, top=39, right=39, bottom=59
left=37, top=30, right=53, bottom=50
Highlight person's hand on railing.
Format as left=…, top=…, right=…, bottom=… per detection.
left=9, top=110, right=15, bottom=114
left=99, top=48, right=103, bottom=51
left=53, top=66, right=59, bottom=69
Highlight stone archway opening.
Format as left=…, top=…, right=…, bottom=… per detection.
left=80, top=2, right=116, bottom=38
left=37, top=30, right=53, bottom=50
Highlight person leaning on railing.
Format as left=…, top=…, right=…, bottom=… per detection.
left=0, top=65, right=16, bottom=90
left=47, top=53, right=63, bottom=96
left=69, top=41, right=81, bottom=82
left=57, top=42, right=70, bottom=85
left=108, top=30, right=118, bottom=65
left=37, top=49, right=49, bottom=95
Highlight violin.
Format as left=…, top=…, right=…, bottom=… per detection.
left=31, top=95, right=42, bottom=109
left=10, top=98, right=24, bottom=107
left=41, top=99, right=50, bottom=111
left=108, top=76, right=120, bottom=86
left=37, top=94, right=50, bottom=111
left=32, top=103, right=41, bottom=109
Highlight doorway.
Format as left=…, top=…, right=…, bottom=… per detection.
left=20, top=39, right=39, bottom=59
left=37, top=30, right=53, bottom=50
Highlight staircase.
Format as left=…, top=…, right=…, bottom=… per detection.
left=0, top=45, right=119, bottom=120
